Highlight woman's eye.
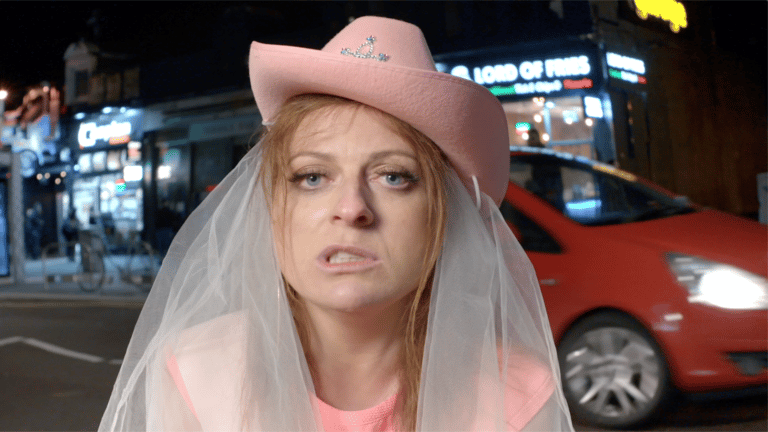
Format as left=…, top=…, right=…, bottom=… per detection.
left=304, top=174, right=322, bottom=187
left=289, top=171, right=326, bottom=189
left=385, top=173, right=405, bottom=186
left=378, top=170, right=418, bottom=188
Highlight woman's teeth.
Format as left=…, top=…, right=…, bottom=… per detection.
left=329, top=252, right=366, bottom=264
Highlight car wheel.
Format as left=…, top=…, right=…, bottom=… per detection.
left=558, top=312, right=674, bottom=429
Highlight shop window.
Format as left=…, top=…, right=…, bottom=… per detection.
left=503, top=96, right=595, bottom=159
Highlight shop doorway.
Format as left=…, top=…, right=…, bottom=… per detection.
left=502, top=95, right=612, bottom=161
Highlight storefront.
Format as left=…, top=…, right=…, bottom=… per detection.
left=69, top=107, right=146, bottom=242
left=146, top=90, right=260, bottom=253
left=435, top=40, right=623, bottom=163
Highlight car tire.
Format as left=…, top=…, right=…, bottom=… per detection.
left=558, top=311, right=674, bottom=429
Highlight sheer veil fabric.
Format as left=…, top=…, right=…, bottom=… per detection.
left=98, top=138, right=574, bottom=431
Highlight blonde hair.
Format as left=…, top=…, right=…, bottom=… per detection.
left=258, top=94, right=449, bottom=430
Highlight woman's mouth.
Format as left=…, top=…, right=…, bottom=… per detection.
left=329, top=251, right=367, bottom=264
left=317, top=246, right=380, bottom=273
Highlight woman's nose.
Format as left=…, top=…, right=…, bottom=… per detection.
left=333, top=180, right=374, bottom=227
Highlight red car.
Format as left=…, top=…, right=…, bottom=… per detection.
left=501, top=147, right=767, bottom=428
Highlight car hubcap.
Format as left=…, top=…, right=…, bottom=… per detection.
left=563, top=327, right=661, bottom=419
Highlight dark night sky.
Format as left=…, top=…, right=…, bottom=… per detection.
left=0, top=1, right=765, bottom=109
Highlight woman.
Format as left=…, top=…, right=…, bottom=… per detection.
left=100, top=16, right=573, bottom=431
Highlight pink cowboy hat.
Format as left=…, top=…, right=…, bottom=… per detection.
left=248, top=16, right=509, bottom=204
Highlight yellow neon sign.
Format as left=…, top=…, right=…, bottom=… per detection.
left=633, top=0, right=688, bottom=33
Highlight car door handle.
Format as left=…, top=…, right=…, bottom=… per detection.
left=539, top=278, right=559, bottom=286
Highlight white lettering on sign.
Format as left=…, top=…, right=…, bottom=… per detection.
left=544, top=56, right=591, bottom=78
left=519, top=61, right=544, bottom=80
left=450, top=55, right=592, bottom=87
left=78, top=121, right=132, bottom=148
left=606, top=52, right=646, bottom=74
left=620, top=70, right=639, bottom=84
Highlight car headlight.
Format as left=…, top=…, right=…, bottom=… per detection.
left=665, top=253, right=768, bottom=310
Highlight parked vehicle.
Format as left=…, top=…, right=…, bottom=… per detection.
left=501, top=147, right=767, bottom=429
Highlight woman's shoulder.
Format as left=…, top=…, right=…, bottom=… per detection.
left=165, top=311, right=249, bottom=430
left=172, top=310, right=248, bottom=353
left=499, top=350, right=556, bottom=431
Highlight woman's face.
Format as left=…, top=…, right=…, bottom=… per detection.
left=273, top=105, right=430, bottom=315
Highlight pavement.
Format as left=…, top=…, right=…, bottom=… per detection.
left=0, top=253, right=154, bottom=304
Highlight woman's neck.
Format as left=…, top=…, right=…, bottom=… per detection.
left=303, top=299, right=407, bottom=411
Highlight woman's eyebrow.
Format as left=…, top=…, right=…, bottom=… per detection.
left=289, top=150, right=417, bottom=163
left=288, top=151, right=333, bottom=162
left=368, top=150, right=417, bottom=162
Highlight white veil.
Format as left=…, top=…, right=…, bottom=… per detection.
left=98, top=135, right=574, bottom=430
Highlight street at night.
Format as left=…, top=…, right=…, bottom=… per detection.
left=0, top=1, right=765, bottom=431
left=0, top=302, right=140, bottom=431
left=0, top=302, right=765, bottom=431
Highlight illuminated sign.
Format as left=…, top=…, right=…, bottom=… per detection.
left=606, top=52, right=646, bottom=74
left=75, top=108, right=143, bottom=149
left=609, top=68, right=647, bottom=85
left=445, top=54, right=595, bottom=97
left=633, top=0, right=687, bottom=33
left=606, top=52, right=648, bottom=85
left=78, top=121, right=132, bottom=148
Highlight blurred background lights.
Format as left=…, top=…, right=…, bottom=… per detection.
left=542, top=133, right=550, bottom=142
left=123, top=165, right=143, bottom=182
left=0, top=90, right=7, bottom=100
left=583, top=96, right=604, bottom=118
left=585, top=118, right=594, bottom=127
left=533, top=113, right=543, bottom=123
left=157, top=165, right=172, bottom=180
left=563, top=110, right=579, bottom=125
left=515, top=122, right=532, bottom=134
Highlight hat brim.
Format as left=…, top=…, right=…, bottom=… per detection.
left=249, top=41, right=509, bottom=205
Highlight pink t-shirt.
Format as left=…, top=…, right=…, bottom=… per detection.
left=163, top=313, right=554, bottom=431
left=316, top=391, right=400, bottom=432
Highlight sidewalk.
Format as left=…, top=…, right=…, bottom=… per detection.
left=0, top=254, right=153, bottom=304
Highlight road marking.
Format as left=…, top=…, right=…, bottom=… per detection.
left=0, top=336, right=122, bottom=365
left=0, top=336, right=23, bottom=347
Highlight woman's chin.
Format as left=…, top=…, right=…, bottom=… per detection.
left=302, top=284, right=412, bottom=315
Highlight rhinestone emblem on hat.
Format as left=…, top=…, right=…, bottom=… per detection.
left=340, top=36, right=390, bottom=62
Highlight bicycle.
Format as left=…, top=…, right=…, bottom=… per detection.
left=88, top=214, right=160, bottom=292
left=41, top=240, right=106, bottom=293
left=106, top=233, right=159, bottom=292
